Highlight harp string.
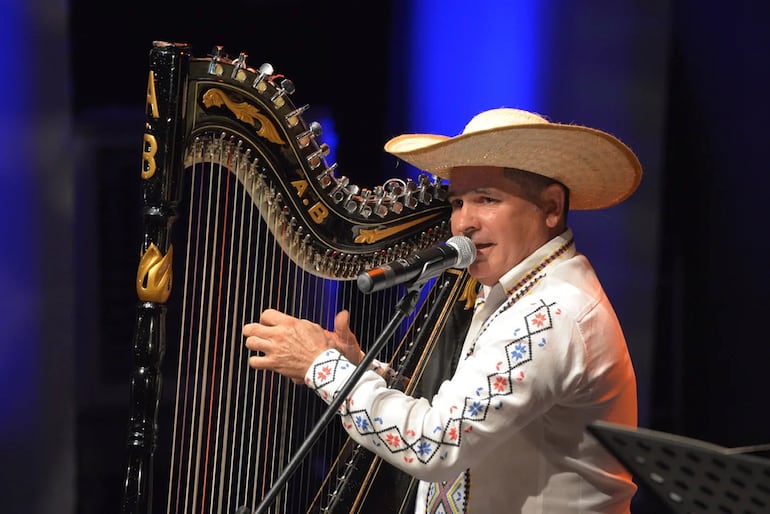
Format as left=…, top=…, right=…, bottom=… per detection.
left=206, top=140, right=234, bottom=514
left=228, top=146, right=255, bottom=513
left=239, top=159, right=264, bottom=512
left=216, top=145, right=253, bottom=514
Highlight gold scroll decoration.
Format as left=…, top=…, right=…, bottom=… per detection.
left=202, top=88, right=285, bottom=145
left=354, top=214, right=441, bottom=244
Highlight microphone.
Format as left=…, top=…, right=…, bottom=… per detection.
left=357, top=235, right=476, bottom=294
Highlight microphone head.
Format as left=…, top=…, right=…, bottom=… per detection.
left=445, top=235, right=477, bottom=268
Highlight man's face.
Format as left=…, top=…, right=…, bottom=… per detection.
left=447, top=166, right=555, bottom=286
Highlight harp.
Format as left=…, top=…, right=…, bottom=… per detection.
left=122, top=41, right=475, bottom=514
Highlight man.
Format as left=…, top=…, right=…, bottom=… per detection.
left=244, top=108, right=642, bottom=513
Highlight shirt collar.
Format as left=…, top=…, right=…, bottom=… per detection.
left=480, top=228, right=576, bottom=303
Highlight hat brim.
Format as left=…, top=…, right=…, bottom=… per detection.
left=384, top=123, right=642, bottom=210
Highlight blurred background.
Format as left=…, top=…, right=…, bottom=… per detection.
left=2, top=0, right=769, bottom=512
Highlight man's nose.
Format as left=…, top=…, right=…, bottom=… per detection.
left=451, top=206, right=477, bottom=235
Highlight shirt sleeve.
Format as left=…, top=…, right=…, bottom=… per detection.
left=304, top=296, right=584, bottom=482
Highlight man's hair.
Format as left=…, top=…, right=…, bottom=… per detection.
left=502, top=167, right=571, bottom=216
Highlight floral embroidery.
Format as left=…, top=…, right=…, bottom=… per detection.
left=416, top=441, right=433, bottom=456
left=355, top=415, right=370, bottom=431
left=510, top=342, right=527, bottom=360
left=316, top=365, right=332, bottom=381
left=467, top=401, right=483, bottom=417
left=530, top=311, right=547, bottom=327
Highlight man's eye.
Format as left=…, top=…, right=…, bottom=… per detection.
left=450, top=199, right=463, bottom=208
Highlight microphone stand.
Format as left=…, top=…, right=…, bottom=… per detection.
left=252, top=280, right=427, bottom=514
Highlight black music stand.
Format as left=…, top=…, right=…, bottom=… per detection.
left=588, top=421, right=770, bottom=514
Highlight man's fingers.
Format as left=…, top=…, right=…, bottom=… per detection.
left=243, top=322, right=274, bottom=341
left=248, top=353, right=272, bottom=370
left=242, top=310, right=325, bottom=382
left=244, top=335, right=270, bottom=358
left=259, top=308, right=293, bottom=326
left=334, top=310, right=354, bottom=341
left=242, top=322, right=260, bottom=337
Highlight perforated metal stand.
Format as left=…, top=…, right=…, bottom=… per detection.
left=588, top=421, right=770, bottom=514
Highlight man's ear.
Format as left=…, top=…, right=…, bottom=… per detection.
left=541, top=183, right=566, bottom=229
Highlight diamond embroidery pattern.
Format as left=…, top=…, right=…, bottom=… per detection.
left=310, top=351, right=350, bottom=388
left=315, top=300, right=558, bottom=467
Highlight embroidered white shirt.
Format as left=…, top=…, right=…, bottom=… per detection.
left=305, top=229, right=638, bottom=513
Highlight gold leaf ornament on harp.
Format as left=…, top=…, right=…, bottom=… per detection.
left=136, top=243, right=173, bottom=303
left=201, top=88, right=285, bottom=145
left=354, top=214, right=441, bottom=244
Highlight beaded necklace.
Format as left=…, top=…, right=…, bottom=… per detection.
left=465, top=237, right=574, bottom=358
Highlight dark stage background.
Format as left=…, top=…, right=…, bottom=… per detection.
left=2, top=1, right=769, bottom=513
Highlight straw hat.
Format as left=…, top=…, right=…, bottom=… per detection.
left=384, top=108, right=642, bottom=210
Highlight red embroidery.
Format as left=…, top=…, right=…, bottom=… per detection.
left=531, top=312, right=547, bottom=327
left=493, top=376, right=507, bottom=391
left=316, top=364, right=332, bottom=381
left=386, top=433, right=401, bottom=447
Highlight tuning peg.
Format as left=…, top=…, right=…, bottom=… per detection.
left=316, top=163, right=338, bottom=188
left=252, top=62, right=274, bottom=91
left=402, top=180, right=419, bottom=209
left=329, top=175, right=351, bottom=204
left=271, top=78, right=295, bottom=107
left=208, top=45, right=225, bottom=76
left=296, top=121, right=323, bottom=148
left=230, top=52, right=248, bottom=81
left=284, top=104, right=309, bottom=128
left=306, top=143, right=330, bottom=169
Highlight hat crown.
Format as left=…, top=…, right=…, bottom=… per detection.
left=462, top=108, right=549, bottom=135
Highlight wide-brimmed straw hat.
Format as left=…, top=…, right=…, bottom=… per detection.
left=384, top=108, right=642, bottom=210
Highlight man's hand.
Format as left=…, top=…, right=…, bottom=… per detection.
left=243, top=309, right=362, bottom=383
left=327, top=310, right=363, bottom=365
